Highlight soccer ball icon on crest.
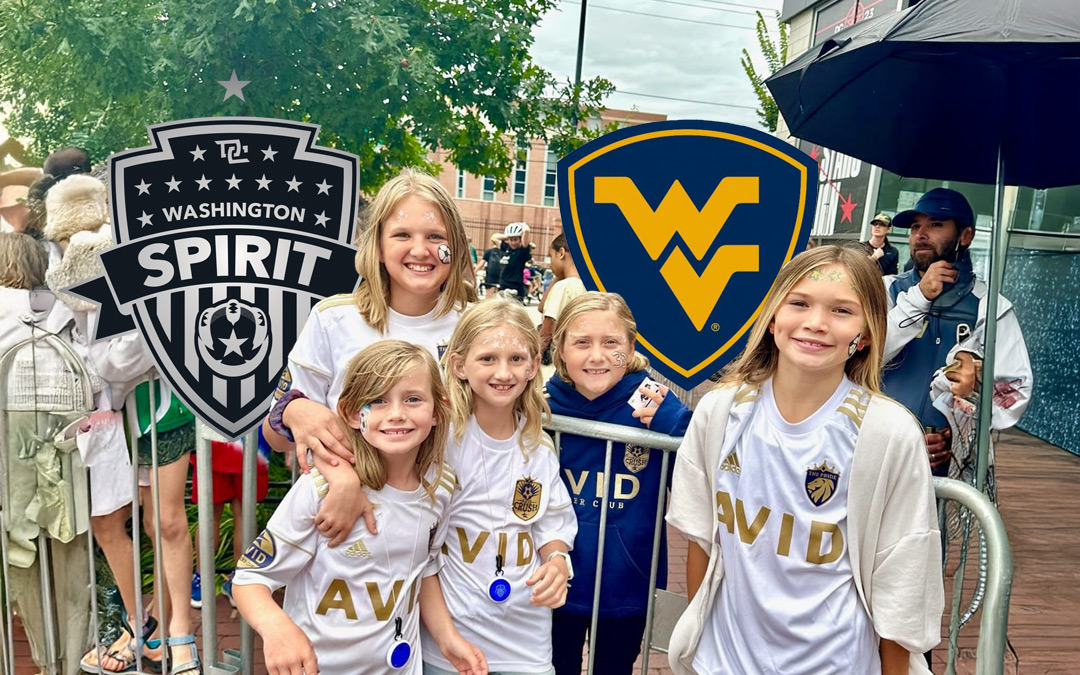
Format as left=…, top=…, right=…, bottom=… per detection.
left=196, top=298, right=271, bottom=378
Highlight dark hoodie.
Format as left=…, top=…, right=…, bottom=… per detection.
left=545, top=370, right=692, bottom=617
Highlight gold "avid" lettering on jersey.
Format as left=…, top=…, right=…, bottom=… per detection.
left=715, top=490, right=843, bottom=565
left=445, top=528, right=535, bottom=566
left=315, top=577, right=420, bottom=621
left=563, top=469, right=641, bottom=500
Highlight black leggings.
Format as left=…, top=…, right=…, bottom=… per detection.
left=551, top=612, right=648, bottom=675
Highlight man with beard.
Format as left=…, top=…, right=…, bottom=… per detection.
left=882, top=188, right=1033, bottom=478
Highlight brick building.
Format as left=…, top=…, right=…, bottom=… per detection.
left=427, top=108, right=666, bottom=265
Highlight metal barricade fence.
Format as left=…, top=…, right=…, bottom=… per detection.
left=2, top=406, right=1014, bottom=674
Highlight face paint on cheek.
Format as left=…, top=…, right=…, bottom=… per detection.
left=848, top=332, right=863, bottom=358
left=359, top=404, right=370, bottom=434
left=612, top=351, right=628, bottom=368
left=437, top=244, right=451, bottom=265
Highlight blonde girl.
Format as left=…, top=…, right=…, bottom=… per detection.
left=235, top=341, right=485, bottom=675
left=666, top=246, right=943, bottom=675
left=421, top=297, right=577, bottom=675
left=545, top=291, right=692, bottom=675
left=263, top=168, right=476, bottom=538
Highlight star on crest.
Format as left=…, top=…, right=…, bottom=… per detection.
left=165, top=176, right=182, bottom=193
left=219, top=330, right=248, bottom=357
left=315, top=179, right=332, bottom=195
left=286, top=176, right=302, bottom=192
left=217, top=70, right=251, bottom=102
left=191, top=145, right=207, bottom=161
left=256, top=175, right=272, bottom=191
left=135, top=179, right=151, bottom=196
left=261, top=146, right=278, bottom=162
left=137, top=212, right=153, bottom=228
left=313, top=211, right=330, bottom=227
left=195, top=175, right=212, bottom=191
left=226, top=174, right=242, bottom=190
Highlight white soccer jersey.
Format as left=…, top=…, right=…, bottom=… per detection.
left=421, top=417, right=578, bottom=673
left=271, top=294, right=460, bottom=413
left=233, top=466, right=457, bottom=675
left=694, top=377, right=880, bottom=675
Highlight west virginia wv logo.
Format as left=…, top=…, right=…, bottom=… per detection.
left=558, top=121, right=816, bottom=390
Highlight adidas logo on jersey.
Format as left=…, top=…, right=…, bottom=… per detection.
left=344, top=539, right=371, bottom=558
left=719, top=451, right=741, bottom=474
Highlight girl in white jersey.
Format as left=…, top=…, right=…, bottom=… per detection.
left=263, top=169, right=476, bottom=541
left=666, top=246, right=944, bottom=675
left=422, top=297, right=578, bottom=675
left=234, top=340, right=487, bottom=675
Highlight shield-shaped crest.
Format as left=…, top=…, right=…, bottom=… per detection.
left=71, top=118, right=360, bottom=440
left=623, top=444, right=650, bottom=474
left=558, top=120, right=816, bottom=390
left=805, top=461, right=841, bottom=507
left=512, top=477, right=543, bottom=522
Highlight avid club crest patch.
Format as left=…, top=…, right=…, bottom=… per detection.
left=512, top=476, right=542, bottom=522
left=69, top=118, right=360, bottom=440
left=558, top=120, right=816, bottom=389
left=805, top=461, right=840, bottom=507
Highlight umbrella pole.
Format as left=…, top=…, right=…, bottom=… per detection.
left=975, top=145, right=1008, bottom=492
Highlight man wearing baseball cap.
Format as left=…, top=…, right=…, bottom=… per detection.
left=882, top=187, right=1032, bottom=478
left=860, top=212, right=899, bottom=275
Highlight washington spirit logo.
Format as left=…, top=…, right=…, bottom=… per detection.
left=70, top=118, right=360, bottom=439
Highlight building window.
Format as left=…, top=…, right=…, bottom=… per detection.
left=482, top=176, right=496, bottom=201
left=513, top=140, right=529, bottom=204
left=544, top=149, right=558, bottom=207
left=456, top=169, right=466, bottom=199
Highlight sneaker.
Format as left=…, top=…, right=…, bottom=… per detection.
left=190, top=571, right=203, bottom=609
left=222, top=574, right=236, bottom=608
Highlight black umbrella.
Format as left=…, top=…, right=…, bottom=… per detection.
left=765, top=0, right=1080, bottom=499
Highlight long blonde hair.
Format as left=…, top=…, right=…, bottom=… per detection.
left=0, top=233, right=48, bottom=290
left=352, top=169, right=477, bottom=333
left=552, top=291, right=649, bottom=383
left=336, top=340, right=450, bottom=501
left=442, top=297, right=550, bottom=459
left=720, top=245, right=888, bottom=393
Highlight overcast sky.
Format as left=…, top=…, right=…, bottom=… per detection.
left=531, top=0, right=786, bottom=130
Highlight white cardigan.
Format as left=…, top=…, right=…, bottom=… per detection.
left=666, top=383, right=944, bottom=675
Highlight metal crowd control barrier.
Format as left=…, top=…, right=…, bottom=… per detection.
left=2, top=405, right=1013, bottom=674
left=933, top=477, right=1014, bottom=675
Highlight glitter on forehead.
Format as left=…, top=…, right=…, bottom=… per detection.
left=395, top=209, right=409, bottom=221
left=828, top=270, right=845, bottom=282
left=422, top=211, right=437, bottom=222
left=808, top=268, right=823, bottom=281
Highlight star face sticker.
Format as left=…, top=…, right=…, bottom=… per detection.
left=261, top=146, right=278, bottom=162
left=828, top=270, right=845, bottom=282
left=313, top=211, right=330, bottom=227
left=285, top=176, right=302, bottom=192
left=808, top=269, right=823, bottom=281
left=217, top=70, right=251, bottom=102
left=191, top=145, right=207, bottom=161
left=315, top=179, right=332, bottom=195
left=256, top=175, right=272, bottom=191
left=195, top=175, right=212, bottom=191
left=226, top=174, right=242, bottom=190
left=219, top=330, right=248, bottom=357
left=137, top=211, right=153, bottom=228
left=135, top=179, right=151, bottom=196
left=165, top=176, right=182, bottom=193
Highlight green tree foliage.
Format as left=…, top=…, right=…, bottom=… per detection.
left=0, top=0, right=614, bottom=190
left=740, top=11, right=788, bottom=132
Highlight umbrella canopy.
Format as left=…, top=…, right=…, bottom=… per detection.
left=766, top=0, right=1080, bottom=189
